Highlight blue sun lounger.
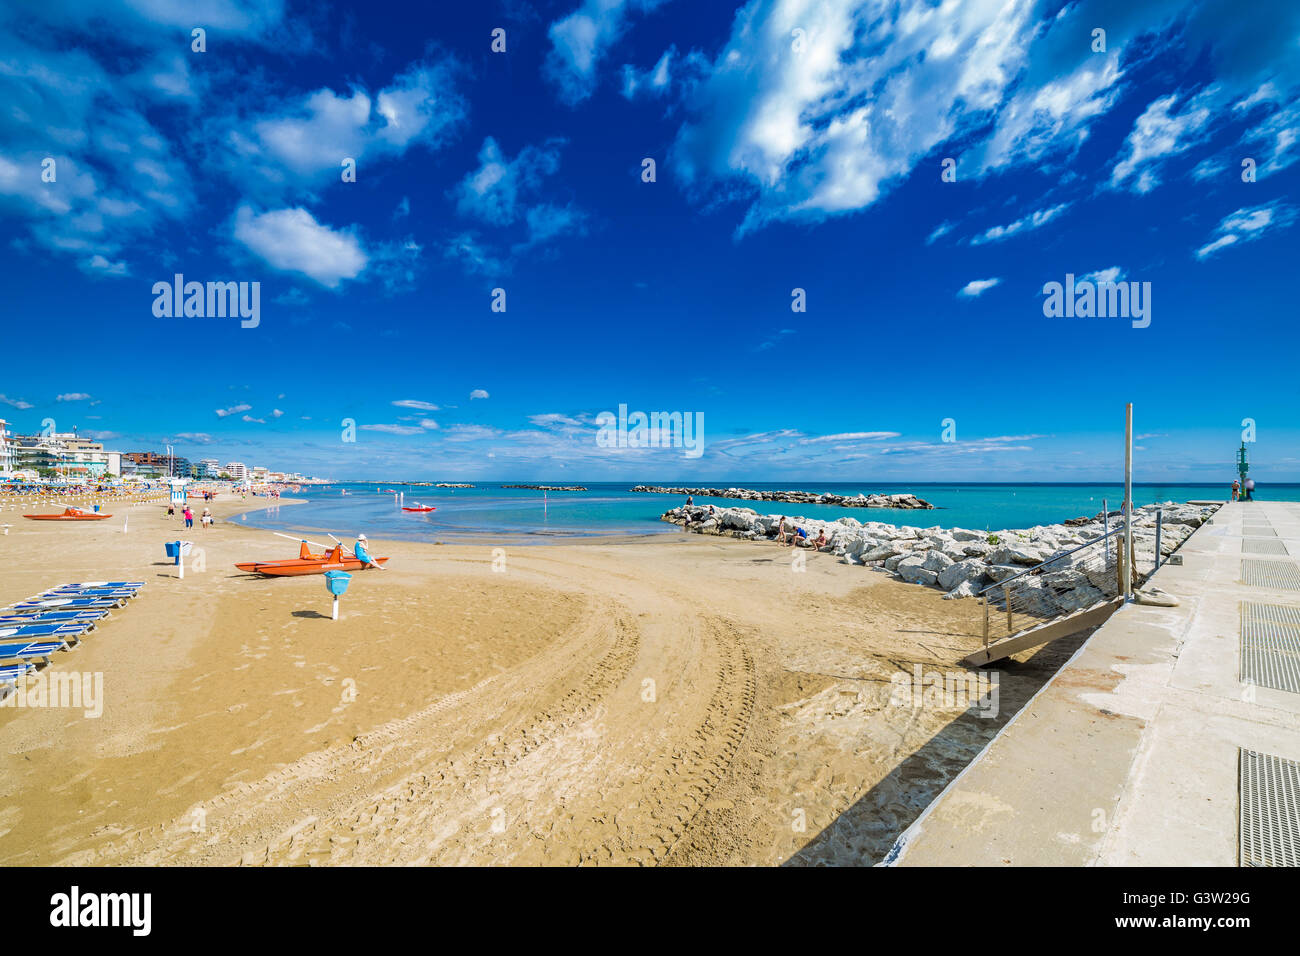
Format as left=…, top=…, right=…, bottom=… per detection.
left=0, top=640, right=69, bottom=664
left=0, top=609, right=110, bottom=624
left=47, top=586, right=142, bottom=598
left=0, top=621, right=92, bottom=642
left=0, top=662, right=35, bottom=681
left=43, top=586, right=138, bottom=598
left=0, top=661, right=34, bottom=701
left=60, top=581, right=144, bottom=589
left=13, top=597, right=125, bottom=611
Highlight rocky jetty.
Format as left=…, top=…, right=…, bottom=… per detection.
left=661, top=500, right=1217, bottom=613
left=631, top=485, right=933, bottom=509
left=435, top=483, right=475, bottom=488
left=501, top=484, right=588, bottom=491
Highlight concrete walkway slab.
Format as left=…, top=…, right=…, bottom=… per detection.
left=888, top=501, right=1300, bottom=866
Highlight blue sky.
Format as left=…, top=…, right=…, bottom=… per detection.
left=1, top=0, right=1297, bottom=482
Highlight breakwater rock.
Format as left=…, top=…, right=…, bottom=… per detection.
left=661, top=501, right=1217, bottom=613
left=435, top=483, right=475, bottom=488
left=501, top=484, right=588, bottom=491
left=631, top=485, right=933, bottom=509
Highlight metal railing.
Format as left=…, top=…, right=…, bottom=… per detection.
left=979, top=525, right=1125, bottom=650
left=977, top=507, right=1172, bottom=651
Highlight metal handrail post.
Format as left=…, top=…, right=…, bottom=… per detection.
left=1123, top=404, right=1133, bottom=601
left=1154, top=509, right=1163, bottom=572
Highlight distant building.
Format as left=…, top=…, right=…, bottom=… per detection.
left=225, top=462, right=247, bottom=480
left=0, top=419, right=15, bottom=474
left=14, top=431, right=120, bottom=478
left=198, top=458, right=221, bottom=478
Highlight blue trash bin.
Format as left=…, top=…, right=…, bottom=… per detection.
left=324, top=571, right=352, bottom=596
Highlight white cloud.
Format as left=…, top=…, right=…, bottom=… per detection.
left=451, top=137, right=564, bottom=225
left=272, top=409, right=284, bottom=418
left=233, top=205, right=368, bottom=288
left=529, top=413, right=586, bottom=428
left=83, top=254, right=129, bottom=276
left=970, top=203, right=1070, bottom=245
left=545, top=0, right=667, bottom=104
left=1, top=394, right=34, bottom=409
left=361, top=424, right=425, bottom=435
left=798, top=432, right=899, bottom=444
left=1110, top=91, right=1214, bottom=193
left=241, top=414, right=266, bottom=424
left=469, top=389, right=490, bottom=400
left=215, top=404, right=252, bottom=417
left=958, top=278, right=1000, bottom=298
left=393, top=399, right=439, bottom=411
left=1078, top=266, right=1126, bottom=285
left=56, top=393, right=92, bottom=402
left=224, top=59, right=466, bottom=195
left=671, top=0, right=1039, bottom=234
left=1195, top=201, right=1295, bottom=260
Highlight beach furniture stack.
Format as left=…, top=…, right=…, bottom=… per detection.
left=0, top=582, right=144, bottom=701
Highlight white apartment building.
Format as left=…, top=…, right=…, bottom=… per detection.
left=0, top=419, right=16, bottom=474
left=225, top=462, right=247, bottom=479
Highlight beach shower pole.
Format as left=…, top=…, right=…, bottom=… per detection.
left=1123, top=403, right=1133, bottom=601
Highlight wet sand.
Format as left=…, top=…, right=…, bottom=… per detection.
left=0, top=495, right=1089, bottom=865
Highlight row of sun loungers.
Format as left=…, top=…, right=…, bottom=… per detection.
left=0, top=582, right=145, bottom=702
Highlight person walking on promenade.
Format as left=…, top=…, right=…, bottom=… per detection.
left=1245, top=477, right=1256, bottom=500
left=1231, top=479, right=1239, bottom=501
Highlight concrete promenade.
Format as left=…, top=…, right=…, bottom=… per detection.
left=888, top=499, right=1300, bottom=866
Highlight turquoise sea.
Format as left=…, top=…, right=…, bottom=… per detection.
left=236, top=482, right=1289, bottom=544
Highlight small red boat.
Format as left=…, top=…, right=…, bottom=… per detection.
left=24, top=507, right=113, bottom=521
left=235, top=542, right=389, bottom=577
left=401, top=505, right=436, bottom=512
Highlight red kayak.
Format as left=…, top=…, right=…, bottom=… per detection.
left=401, top=506, right=436, bottom=512
left=235, top=542, right=389, bottom=576
left=24, top=507, right=113, bottom=521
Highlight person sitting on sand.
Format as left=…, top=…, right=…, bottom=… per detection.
left=354, top=533, right=380, bottom=568
left=813, top=528, right=829, bottom=550
left=793, top=526, right=808, bottom=547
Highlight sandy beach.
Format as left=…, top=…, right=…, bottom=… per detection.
left=0, top=495, right=1092, bottom=866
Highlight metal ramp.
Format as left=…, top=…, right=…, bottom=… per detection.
left=965, top=524, right=1133, bottom=667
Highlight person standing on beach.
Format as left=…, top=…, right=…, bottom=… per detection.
left=183, top=505, right=194, bottom=529
left=777, top=516, right=789, bottom=546
left=1231, top=479, right=1239, bottom=501
left=1245, top=477, right=1256, bottom=500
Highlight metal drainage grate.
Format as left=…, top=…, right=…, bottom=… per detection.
left=1243, top=528, right=1276, bottom=536
left=1240, top=749, right=1300, bottom=866
left=1244, top=539, right=1290, bottom=555
left=1241, top=602, right=1300, bottom=694
left=1241, top=560, right=1300, bottom=590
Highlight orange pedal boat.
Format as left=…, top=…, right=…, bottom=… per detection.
left=234, top=542, right=389, bottom=577
left=24, top=507, right=113, bottom=520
